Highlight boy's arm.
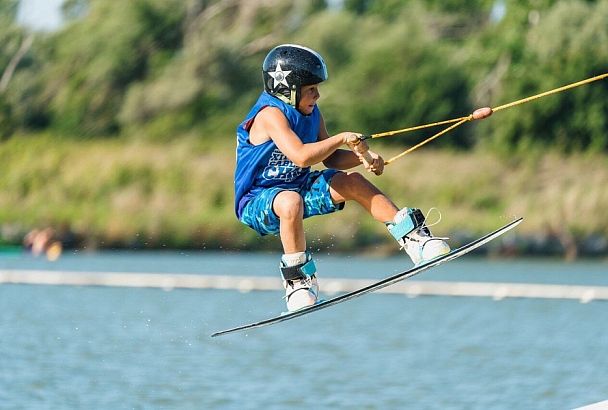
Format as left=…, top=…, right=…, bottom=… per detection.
left=258, top=107, right=352, bottom=168
left=319, top=114, right=385, bottom=175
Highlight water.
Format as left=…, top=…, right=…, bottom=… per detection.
left=1, top=251, right=607, bottom=409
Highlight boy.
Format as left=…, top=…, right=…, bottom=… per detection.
left=235, top=44, right=450, bottom=312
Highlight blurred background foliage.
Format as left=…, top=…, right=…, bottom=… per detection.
left=1, top=0, right=608, bottom=254
left=1, top=0, right=607, bottom=151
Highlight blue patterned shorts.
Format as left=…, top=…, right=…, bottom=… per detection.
left=239, top=169, right=344, bottom=236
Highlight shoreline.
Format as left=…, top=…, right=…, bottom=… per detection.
left=1, top=137, right=607, bottom=260
left=3, top=230, right=608, bottom=260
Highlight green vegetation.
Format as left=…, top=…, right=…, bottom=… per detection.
left=1, top=135, right=607, bottom=256
left=1, top=0, right=607, bottom=256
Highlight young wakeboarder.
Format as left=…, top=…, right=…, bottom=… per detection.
left=234, top=44, right=450, bottom=312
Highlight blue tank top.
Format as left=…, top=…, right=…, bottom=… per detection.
left=234, top=91, right=321, bottom=218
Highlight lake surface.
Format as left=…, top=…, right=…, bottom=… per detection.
left=1, top=251, right=607, bottom=409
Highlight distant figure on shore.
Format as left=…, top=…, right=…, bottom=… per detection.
left=23, top=227, right=63, bottom=261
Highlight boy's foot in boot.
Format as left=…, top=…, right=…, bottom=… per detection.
left=280, top=252, right=319, bottom=312
left=387, top=207, right=450, bottom=266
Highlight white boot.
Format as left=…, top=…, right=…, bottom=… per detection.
left=389, top=208, right=451, bottom=266
left=283, top=276, right=319, bottom=312
left=280, top=252, right=319, bottom=312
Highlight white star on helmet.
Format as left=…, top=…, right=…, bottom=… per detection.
left=268, top=62, right=292, bottom=89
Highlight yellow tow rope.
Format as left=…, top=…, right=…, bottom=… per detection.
left=362, top=72, right=608, bottom=165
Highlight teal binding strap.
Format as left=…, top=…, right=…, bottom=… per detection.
left=280, top=254, right=317, bottom=281
left=387, top=208, right=425, bottom=241
left=300, top=259, right=316, bottom=277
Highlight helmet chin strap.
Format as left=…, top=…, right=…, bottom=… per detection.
left=289, top=85, right=297, bottom=107
left=274, top=93, right=290, bottom=105
left=273, top=85, right=297, bottom=108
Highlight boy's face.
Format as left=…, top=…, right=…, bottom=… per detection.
left=298, top=84, right=320, bottom=115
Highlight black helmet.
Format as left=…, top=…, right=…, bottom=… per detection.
left=262, top=44, right=328, bottom=109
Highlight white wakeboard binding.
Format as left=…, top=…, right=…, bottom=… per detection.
left=280, top=252, right=319, bottom=312
left=387, top=207, right=450, bottom=265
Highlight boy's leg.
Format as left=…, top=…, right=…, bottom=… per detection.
left=240, top=188, right=318, bottom=311
left=272, top=190, right=319, bottom=311
left=329, top=171, right=450, bottom=265
left=273, top=190, right=306, bottom=254
left=329, top=171, right=399, bottom=222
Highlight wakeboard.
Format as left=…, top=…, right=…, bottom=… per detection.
left=211, top=217, right=523, bottom=337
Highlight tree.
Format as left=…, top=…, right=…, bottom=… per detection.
left=477, top=0, right=608, bottom=153
left=304, top=4, right=473, bottom=148
left=0, top=0, right=32, bottom=138
left=30, top=0, right=186, bottom=136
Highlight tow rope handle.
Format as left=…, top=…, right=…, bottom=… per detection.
left=346, top=134, right=375, bottom=169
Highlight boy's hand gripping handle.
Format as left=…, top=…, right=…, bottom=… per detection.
left=346, top=134, right=374, bottom=168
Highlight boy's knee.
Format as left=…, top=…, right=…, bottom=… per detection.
left=335, top=171, right=370, bottom=191
left=273, top=191, right=304, bottom=219
left=348, top=171, right=366, bottom=183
